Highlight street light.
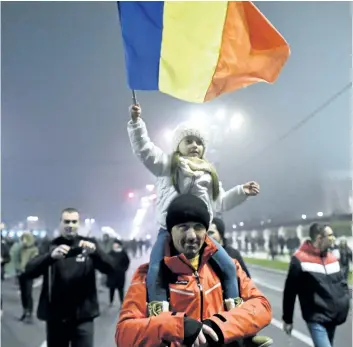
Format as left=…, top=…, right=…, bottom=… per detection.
left=230, top=112, right=244, bottom=130
left=301, top=214, right=307, bottom=220
left=232, top=224, right=237, bottom=229
left=317, top=212, right=323, bottom=217
left=85, top=218, right=95, bottom=224
left=27, top=216, right=39, bottom=222
left=146, top=184, right=155, bottom=192
left=239, top=222, right=244, bottom=227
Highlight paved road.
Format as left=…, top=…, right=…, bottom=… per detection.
left=249, top=264, right=352, bottom=347
left=1, top=255, right=145, bottom=347
left=1, top=254, right=351, bottom=347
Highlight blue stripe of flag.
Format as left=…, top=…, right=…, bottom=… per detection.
left=117, top=1, right=164, bottom=90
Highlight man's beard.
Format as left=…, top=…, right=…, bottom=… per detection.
left=62, top=227, right=77, bottom=239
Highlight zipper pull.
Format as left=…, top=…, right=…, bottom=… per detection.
left=194, top=271, right=203, bottom=291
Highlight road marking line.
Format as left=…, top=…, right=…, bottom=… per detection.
left=271, top=318, right=314, bottom=346
left=33, top=278, right=42, bottom=288
left=248, top=263, right=288, bottom=275
left=253, top=278, right=314, bottom=346
left=252, top=278, right=283, bottom=292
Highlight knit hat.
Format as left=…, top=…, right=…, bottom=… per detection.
left=172, top=122, right=208, bottom=154
left=166, top=194, right=210, bottom=233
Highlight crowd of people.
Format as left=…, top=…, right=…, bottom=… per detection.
left=1, top=209, right=131, bottom=346
left=0, top=102, right=351, bottom=347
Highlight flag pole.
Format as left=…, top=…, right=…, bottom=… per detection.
left=132, top=90, right=138, bottom=105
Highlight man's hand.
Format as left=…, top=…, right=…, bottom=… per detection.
left=51, top=245, right=70, bottom=259
left=79, top=240, right=96, bottom=254
left=283, top=322, right=293, bottom=335
left=192, top=325, right=218, bottom=347
left=243, top=181, right=260, bottom=196
left=129, top=104, right=141, bottom=123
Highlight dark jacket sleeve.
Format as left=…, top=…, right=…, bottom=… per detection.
left=282, top=256, right=302, bottom=324
left=90, top=242, right=114, bottom=274
left=25, top=253, right=54, bottom=279
left=122, top=251, right=130, bottom=272
left=1, top=243, right=11, bottom=264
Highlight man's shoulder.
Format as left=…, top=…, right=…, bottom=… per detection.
left=130, top=263, right=150, bottom=283
left=225, top=246, right=241, bottom=258
left=135, top=263, right=150, bottom=274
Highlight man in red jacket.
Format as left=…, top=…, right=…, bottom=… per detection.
left=282, top=223, right=350, bottom=347
left=116, top=194, right=272, bottom=346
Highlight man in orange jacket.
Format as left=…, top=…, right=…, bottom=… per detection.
left=116, top=194, right=272, bottom=346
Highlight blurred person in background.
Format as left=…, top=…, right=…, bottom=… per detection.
left=106, top=239, right=130, bottom=307
left=268, top=233, right=278, bottom=260
left=282, top=223, right=350, bottom=347
left=18, top=231, right=38, bottom=323
left=100, top=232, right=114, bottom=289
left=25, top=207, right=114, bottom=347
left=39, top=233, right=52, bottom=255
left=1, top=224, right=11, bottom=311
left=10, top=237, right=22, bottom=286
left=337, top=237, right=352, bottom=281
left=1, top=233, right=11, bottom=281
left=208, top=217, right=251, bottom=278
left=101, top=232, right=114, bottom=254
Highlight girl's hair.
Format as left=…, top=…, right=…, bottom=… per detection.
left=170, top=151, right=220, bottom=200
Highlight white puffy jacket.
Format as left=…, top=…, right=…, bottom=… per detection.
left=128, top=118, right=248, bottom=228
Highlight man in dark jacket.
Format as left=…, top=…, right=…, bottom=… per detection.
left=1, top=234, right=11, bottom=281
left=282, top=223, right=350, bottom=347
left=106, top=239, right=130, bottom=307
left=208, top=217, right=251, bottom=278
left=25, top=207, right=113, bottom=347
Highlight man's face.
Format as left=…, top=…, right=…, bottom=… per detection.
left=207, top=223, right=223, bottom=245
left=60, top=211, right=79, bottom=239
left=171, top=222, right=207, bottom=259
left=318, top=226, right=335, bottom=252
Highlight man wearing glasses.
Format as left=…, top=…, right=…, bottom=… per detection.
left=282, top=223, right=350, bottom=347
left=25, top=208, right=113, bottom=347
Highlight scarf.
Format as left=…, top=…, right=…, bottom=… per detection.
left=170, top=152, right=220, bottom=200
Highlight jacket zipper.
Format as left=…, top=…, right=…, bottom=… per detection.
left=194, top=271, right=203, bottom=320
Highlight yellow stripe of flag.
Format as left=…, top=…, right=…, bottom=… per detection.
left=159, top=2, right=229, bottom=103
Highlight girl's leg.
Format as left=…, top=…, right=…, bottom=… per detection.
left=146, top=228, right=169, bottom=302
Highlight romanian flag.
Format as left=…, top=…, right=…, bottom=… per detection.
left=118, top=1, right=290, bottom=103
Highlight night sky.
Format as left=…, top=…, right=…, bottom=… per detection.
left=1, top=1, right=351, bottom=236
